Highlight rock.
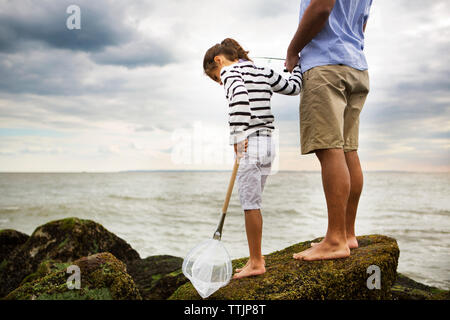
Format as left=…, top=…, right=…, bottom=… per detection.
left=17, top=260, right=72, bottom=287
left=391, top=273, right=450, bottom=300
left=169, top=235, right=399, bottom=300
left=4, top=218, right=445, bottom=301
left=4, top=252, right=142, bottom=300
left=0, top=217, right=140, bottom=297
left=0, top=229, right=29, bottom=262
left=127, top=255, right=188, bottom=299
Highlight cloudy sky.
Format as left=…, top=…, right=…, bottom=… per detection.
left=0, top=0, right=449, bottom=172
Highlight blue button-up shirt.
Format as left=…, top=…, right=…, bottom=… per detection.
left=298, top=0, right=372, bottom=72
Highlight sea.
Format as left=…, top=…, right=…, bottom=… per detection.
left=0, top=171, right=449, bottom=290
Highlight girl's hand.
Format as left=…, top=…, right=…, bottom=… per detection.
left=234, top=139, right=248, bottom=158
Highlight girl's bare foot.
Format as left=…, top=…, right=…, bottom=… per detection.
left=233, top=260, right=266, bottom=279
left=235, top=256, right=265, bottom=273
left=295, top=240, right=350, bottom=261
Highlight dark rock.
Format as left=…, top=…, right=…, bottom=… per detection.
left=0, top=229, right=29, bottom=262
left=169, top=235, right=400, bottom=300
left=391, top=273, right=450, bottom=300
left=0, top=217, right=140, bottom=297
left=4, top=218, right=446, bottom=301
left=127, top=255, right=188, bottom=299
left=4, top=252, right=142, bottom=300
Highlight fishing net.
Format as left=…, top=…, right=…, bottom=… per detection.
left=182, top=239, right=233, bottom=298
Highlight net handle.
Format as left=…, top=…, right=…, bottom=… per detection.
left=221, top=158, right=239, bottom=214
left=252, top=57, right=289, bottom=73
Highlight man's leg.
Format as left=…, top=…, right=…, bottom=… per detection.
left=293, top=148, right=351, bottom=260
left=344, top=150, right=363, bottom=248
left=233, top=209, right=266, bottom=279
left=340, top=69, right=369, bottom=248
left=309, top=150, right=363, bottom=248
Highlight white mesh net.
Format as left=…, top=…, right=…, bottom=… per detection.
left=182, top=239, right=233, bottom=298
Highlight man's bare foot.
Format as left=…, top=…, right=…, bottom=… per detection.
left=233, top=261, right=266, bottom=279
left=310, top=241, right=322, bottom=247
left=235, top=256, right=265, bottom=273
left=293, top=246, right=314, bottom=260
left=310, top=237, right=359, bottom=249
left=300, top=240, right=350, bottom=261
left=346, top=236, right=358, bottom=249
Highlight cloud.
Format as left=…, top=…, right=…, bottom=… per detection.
left=239, top=0, right=299, bottom=18
left=90, top=39, right=175, bottom=68
left=0, top=0, right=176, bottom=68
left=0, top=0, right=132, bottom=52
left=0, top=0, right=448, bottom=172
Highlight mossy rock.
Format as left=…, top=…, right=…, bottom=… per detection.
left=4, top=252, right=142, bottom=300
left=127, top=255, right=187, bottom=299
left=0, top=217, right=140, bottom=297
left=0, top=229, right=29, bottom=262
left=19, top=260, right=71, bottom=286
left=169, top=235, right=399, bottom=300
left=391, top=273, right=450, bottom=300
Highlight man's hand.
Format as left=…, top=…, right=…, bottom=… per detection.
left=285, top=52, right=299, bottom=73
left=286, top=0, right=335, bottom=71
left=234, top=139, right=248, bottom=159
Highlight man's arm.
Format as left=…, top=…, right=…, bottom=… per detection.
left=285, top=0, right=336, bottom=72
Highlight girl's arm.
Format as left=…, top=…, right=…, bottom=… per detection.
left=269, top=65, right=303, bottom=96
left=220, top=68, right=251, bottom=145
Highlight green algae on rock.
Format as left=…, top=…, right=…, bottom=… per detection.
left=391, top=273, right=450, bottom=300
left=3, top=217, right=447, bottom=301
left=169, top=235, right=400, bottom=300
left=4, top=252, right=142, bottom=300
left=18, top=259, right=72, bottom=287
left=0, top=217, right=140, bottom=297
left=127, top=255, right=188, bottom=299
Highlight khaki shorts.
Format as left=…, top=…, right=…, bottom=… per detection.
left=299, top=65, right=370, bottom=154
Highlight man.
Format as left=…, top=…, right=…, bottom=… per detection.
left=285, top=0, right=372, bottom=261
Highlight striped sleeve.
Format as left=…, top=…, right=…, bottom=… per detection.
left=268, top=65, right=303, bottom=96
left=220, top=68, right=250, bottom=145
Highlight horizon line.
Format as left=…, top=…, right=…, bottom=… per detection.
left=0, top=170, right=449, bottom=174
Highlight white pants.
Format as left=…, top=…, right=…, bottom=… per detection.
left=237, top=135, right=276, bottom=210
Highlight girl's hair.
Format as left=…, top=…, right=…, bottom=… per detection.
left=203, top=38, right=252, bottom=76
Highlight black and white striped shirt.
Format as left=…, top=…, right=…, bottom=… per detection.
left=220, top=61, right=302, bottom=145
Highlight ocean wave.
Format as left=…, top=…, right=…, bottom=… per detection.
left=388, top=208, right=450, bottom=217
left=1, top=171, right=449, bottom=292
left=0, top=218, right=10, bottom=224
left=108, top=194, right=147, bottom=201
left=0, top=206, right=20, bottom=213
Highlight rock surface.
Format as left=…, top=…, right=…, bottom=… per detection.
left=127, top=255, right=188, bottom=300
left=2, top=218, right=448, bottom=300
left=170, top=235, right=400, bottom=300
left=0, top=229, right=29, bottom=262
left=0, top=217, right=140, bottom=297
left=391, top=273, right=450, bottom=300
left=4, top=252, right=142, bottom=300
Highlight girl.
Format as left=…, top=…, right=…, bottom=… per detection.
left=203, top=38, right=302, bottom=279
